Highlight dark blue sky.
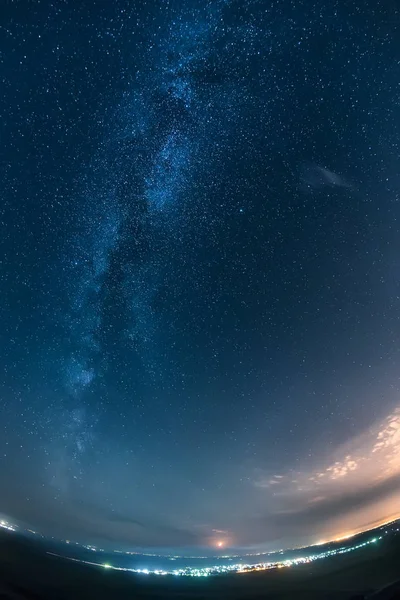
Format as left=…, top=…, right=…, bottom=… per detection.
left=1, top=0, right=400, bottom=552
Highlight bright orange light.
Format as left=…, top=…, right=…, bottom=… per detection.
left=207, top=533, right=233, bottom=549
left=334, top=532, right=356, bottom=542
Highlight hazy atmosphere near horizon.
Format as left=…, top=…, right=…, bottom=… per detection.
left=1, top=0, right=400, bottom=554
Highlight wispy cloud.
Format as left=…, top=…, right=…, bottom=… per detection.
left=250, top=407, right=400, bottom=546
left=300, top=163, right=352, bottom=191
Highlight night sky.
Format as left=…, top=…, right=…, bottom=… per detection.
left=1, top=0, right=400, bottom=553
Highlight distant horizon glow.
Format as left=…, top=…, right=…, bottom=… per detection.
left=2, top=514, right=400, bottom=560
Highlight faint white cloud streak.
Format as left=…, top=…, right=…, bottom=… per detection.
left=255, top=407, right=400, bottom=516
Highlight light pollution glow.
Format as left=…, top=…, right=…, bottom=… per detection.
left=251, top=407, right=400, bottom=547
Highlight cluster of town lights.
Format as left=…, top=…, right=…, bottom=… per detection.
left=0, top=520, right=16, bottom=532
left=80, top=536, right=383, bottom=577
left=1, top=515, right=396, bottom=578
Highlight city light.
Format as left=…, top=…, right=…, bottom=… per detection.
left=0, top=520, right=16, bottom=532
left=45, top=535, right=385, bottom=577
left=1, top=514, right=398, bottom=579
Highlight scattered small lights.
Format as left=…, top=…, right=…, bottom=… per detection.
left=0, top=516, right=397, bottom=579
left=46, top=533, right=386, bottom=578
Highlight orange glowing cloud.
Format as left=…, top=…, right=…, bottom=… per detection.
left=252, top=407, right=400, bottom=546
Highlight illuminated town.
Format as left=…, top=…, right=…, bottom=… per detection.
left=47, top=535, right=383, bottom=577
left=1, top=516, right=399, bottom=578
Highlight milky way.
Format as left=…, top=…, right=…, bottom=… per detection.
left=58, top=0, right=245, bottom=463
left=1, top=0, right=400, bottom=552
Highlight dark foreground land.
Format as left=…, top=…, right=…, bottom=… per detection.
left=0, top=530, right=400, bottom=600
